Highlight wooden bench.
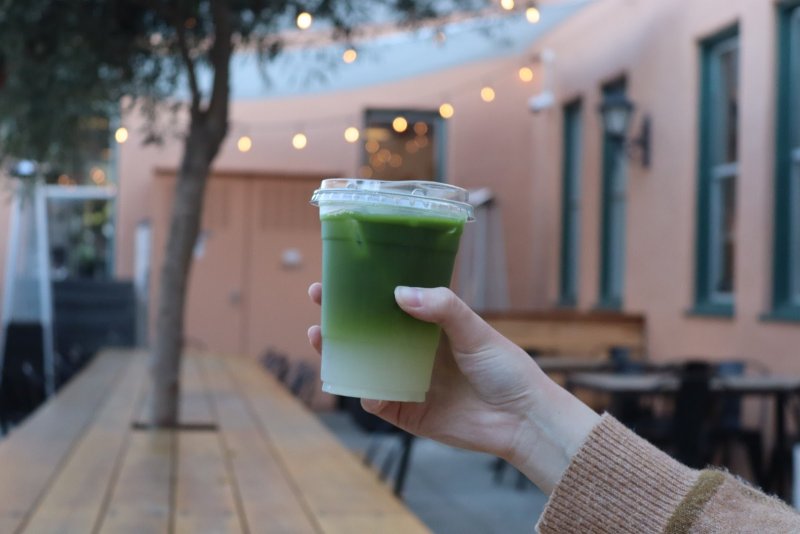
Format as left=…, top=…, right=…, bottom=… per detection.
left=0, top=349, right=430, bottom=533
left=482, top=310, right=646, bottom=358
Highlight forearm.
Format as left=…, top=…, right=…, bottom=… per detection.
left=507, top=375, right=600, bottom=494
left=533, top=414, right=800, bottom=533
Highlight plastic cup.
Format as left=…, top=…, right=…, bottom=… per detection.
left=310, top=179, right=474, bottom=402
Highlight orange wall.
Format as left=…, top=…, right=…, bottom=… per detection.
left=118, top=0, right=800, bottom=374
left=117, top=53, right=544, bottom=311
left=527, top=0, right=800, bottom=369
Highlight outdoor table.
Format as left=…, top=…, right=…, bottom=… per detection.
left=567, top=371, right=800, bottom=501
left=533, top=356, right=615, bottom=374
left=0, top=349, right=430, bottom=533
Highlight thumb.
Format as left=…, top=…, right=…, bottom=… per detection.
left=394, top=286, right=501, bottom=356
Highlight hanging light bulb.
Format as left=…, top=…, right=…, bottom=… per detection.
left=501, top=0, right=515, bottom=10
left=342, top=48, right=357, bottom=64
left=292, top=132, right=308, bottom=149
left=114, top=127, right=129, bottom=143
left=439, top=102, right=455, bottom=119
left=526, top=6, right=541, bottom=23
left=392, top=116, right=408, bottom=133
left=480, top=86, right=496, bottom=102
left=518, top=67, right=534, bottom=82
left=296, top=12, right=313, bottom=30
left=237, top=135, right=253, bottom=152
left=344, top=126, right=360, bottom=143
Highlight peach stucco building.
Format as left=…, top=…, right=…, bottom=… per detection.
left=2, top=0, right=799, bottom=380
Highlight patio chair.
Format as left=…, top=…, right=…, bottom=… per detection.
left=707, top=361, right=764, bottom=485
left=630, top=361, right=715, bottom=469
left=341, top=397, right=414, bottom=497
left=260, top=348, right=290, bottom=384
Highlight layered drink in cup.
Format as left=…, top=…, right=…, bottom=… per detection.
left=310, top=179, right=473, bottom=402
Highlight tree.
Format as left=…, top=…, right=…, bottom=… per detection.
left=0, top=0, right=486, bottom=426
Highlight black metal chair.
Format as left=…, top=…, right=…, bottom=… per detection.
left=707, top=361, right=764, bottom=485
left=628, top=361, right=715, bottom=469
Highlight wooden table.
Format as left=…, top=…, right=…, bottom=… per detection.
left=0, top=349, right=430, bottom=533
left=567, top=371, right=800, bottom=500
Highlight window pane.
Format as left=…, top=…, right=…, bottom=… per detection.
left=791, top=8, right=800, bottom=150
left=48, top=199, right=115, bottom=280
left=609, top=150, right=627, bottom=301
left=363, top=111, right=438, bottom=181
left=561, top=102, right=582, bottom=302
left=717, top=45, right=739, bottom=164
left=792, top=162, right=800, bottom=303
left=711, top=176, right=736, bottom=296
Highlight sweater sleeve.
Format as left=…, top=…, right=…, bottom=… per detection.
left=537, top=414, right=800, bottom=533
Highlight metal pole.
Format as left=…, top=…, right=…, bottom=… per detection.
left=35, top=184, right=55, bottom=396
left=0, top=192, right=23, bottom=384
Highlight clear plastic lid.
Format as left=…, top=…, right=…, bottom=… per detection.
left=310, top=178, right=474, bottom=221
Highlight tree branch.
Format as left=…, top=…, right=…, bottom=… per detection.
left=207, top=0, right=233, bottom=128
left=174, top=10, right=201, bottom=115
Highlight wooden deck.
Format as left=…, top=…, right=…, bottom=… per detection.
left=0, top=350, right=430, bottom=534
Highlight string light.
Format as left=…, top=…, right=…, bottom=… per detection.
left=365, top=139, right=380, bottom=153
left=114, top=127, right=128, bottom=143
left=413, top=122, right=429, bottom=136
left=392, top=116, right=408, bottom=133
left=501, top=0, right=515, bottom=10
left=292, top=132, right=308, bottom=149
left=296, top=12, right=312, bottom=30
left=342, top=48, right=357, bottom=64
left=344, top=126, right=360, bottom=143
left=57, top=174, right=71, bottom=186
left=518, top=67, right=534, bottom=82
left=439, top=102, right=455, bottom=119
left=480, top=86, right=496, bottom=102
left=90, top=167, right=107, bottom=185
left=526, top=6, right=541, bottom=23
left=237, top=135, right=253, bottom=152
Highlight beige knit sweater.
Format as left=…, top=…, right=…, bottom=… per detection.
left=537, top=414, right=800, bottom=533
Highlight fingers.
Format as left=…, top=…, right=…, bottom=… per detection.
left=394, top=286, right=502, bottom=356
left=307, top=325, right=322, bottom=354
left=308, top=282, right=322, bottom=306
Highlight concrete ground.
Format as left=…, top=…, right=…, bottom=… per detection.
left=318, top=411, right=548, bottom=534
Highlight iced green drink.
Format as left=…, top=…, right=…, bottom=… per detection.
left=311, top=179, right=473, bottom=402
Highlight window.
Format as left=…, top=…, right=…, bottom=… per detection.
left=560, top=100, right=582, bottom=306
left=770, top=4, right=800, bottom=320
left=598, top=79, right=628, bottom=309
left=361, top=109, right=444, bottom=182
left=694, top=27, right=739, bottom=316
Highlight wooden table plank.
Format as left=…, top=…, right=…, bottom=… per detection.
left=174, top=431, right=243, bottom=534
left=222, top=357, right=430, bottom=533
left=135, top=352, right=216, bottom=428
left=23, top=351, right=147, bottom=533
left=98, top=430, right=173, bottom=534
left=197, top=355, right=319, bottom=534
left=0, top=350, right=131, bottom=532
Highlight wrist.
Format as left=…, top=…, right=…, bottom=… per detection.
left=507, top=375, right=600, bottom=494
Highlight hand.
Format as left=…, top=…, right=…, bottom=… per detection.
left=307, top=283, right=599, bottom=494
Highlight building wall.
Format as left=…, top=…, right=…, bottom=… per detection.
left=117, top=52, right=546, bottom=310
left=527, top=0, right=800, bottom=369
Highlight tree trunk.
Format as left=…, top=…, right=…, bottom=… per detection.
left=149, top=125, right=210, bottom=426
left=149, top=0, right=231, bottom=428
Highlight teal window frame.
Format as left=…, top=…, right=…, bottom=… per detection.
left=691, top=25, right=740, bottom=318
left=559, top=99, right=583, bottom=306
left=598, top=79, right=628, bottom=310
left=766, top=2, right=800, bottom=322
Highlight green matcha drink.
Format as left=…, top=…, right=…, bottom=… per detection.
left=311, top=179, right=473, bottom=402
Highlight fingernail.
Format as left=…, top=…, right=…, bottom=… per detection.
left=361, top=398, right=385, bottom=413
left=395, top=286, right=422, bottom=308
